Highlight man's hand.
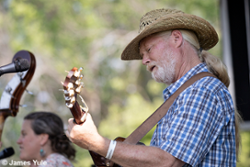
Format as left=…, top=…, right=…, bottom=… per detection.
left=66, top=113, right=185, bottom=167
left=66, top=113, right=102, bottom=151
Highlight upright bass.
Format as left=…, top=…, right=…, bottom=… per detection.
left=0, top=50, right=36, bottom=141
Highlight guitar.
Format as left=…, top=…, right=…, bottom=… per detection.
left=62, top=67, right=124, bottom=167
left=0, top=50, right=36, bottom=141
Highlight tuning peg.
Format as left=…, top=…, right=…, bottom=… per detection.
left=66, top=103, right=73, bottom=108
left=75, top=79, right=83, bottom=86
left=4, top=87, right=15, bottom=98
left=21, top=79, right=26, bottom=87
left=18, top=72, right=24, bottom=78
left=70, top=96, right=76, bottom=103
left=75, top=85, right=83, bottom=93
left=81, top=82, right=84, bottom=87
left=17, top=72, right=27, bottom=87
left=65, top=96, right=76, bottom=104
left=60, top=89, right=68, bottom=94
left=73, top=67, right=83, bottom=78
left=25, top=89, right=33, bottom=95
left=67, top=90, right=75, bottom=96
left=73, top=71, right=80, bottom=78
left=5, top=87, right=12, bottom=93
left=19, top=104, right=27, bottom=108
left=67, top=83, right=74, bottom=89
left=62, top=89, right=75, bottom=96
left=65, top=96, right=71, bottom=101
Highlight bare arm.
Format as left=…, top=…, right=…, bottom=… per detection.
left=109, top=141, right=185, bottom=167
left=67, top=113, right=185, bottom=167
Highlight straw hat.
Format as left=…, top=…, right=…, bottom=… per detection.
left=121, top=8, right=219, bottom=60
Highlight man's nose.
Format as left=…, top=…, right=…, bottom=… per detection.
left=142, top=54, right=150, bottom=65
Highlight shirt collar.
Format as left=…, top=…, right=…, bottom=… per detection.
left=163, top=63, right=210, bottom=100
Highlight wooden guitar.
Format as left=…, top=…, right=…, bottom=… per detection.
left=62, top=67, right=124, bottom=167
left=0, top=50, right=36, bottom=141
left=62, top=68, right=214, bottom=167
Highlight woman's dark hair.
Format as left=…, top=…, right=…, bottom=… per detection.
left=24, top=111, right=76, bottom=160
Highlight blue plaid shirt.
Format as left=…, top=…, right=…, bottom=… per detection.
left=150, top=63, right=236, bottom=166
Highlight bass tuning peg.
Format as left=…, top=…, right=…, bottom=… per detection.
left=17, top=72, right=23, bottom=78
left=5, top=87, right=15, bottom=98
left=19, top=104, right=27, bottom=108
left=25, top=89, right=33, bottom=95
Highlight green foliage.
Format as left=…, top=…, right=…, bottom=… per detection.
left=99, top=92, right=163, bottom=144
left=237, top=131, right=250, bottom=167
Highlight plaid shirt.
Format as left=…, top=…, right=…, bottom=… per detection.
left=150, top=63, right=236, bottom=167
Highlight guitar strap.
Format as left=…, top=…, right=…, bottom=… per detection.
left=123, top=72, right=216, bottom=145
left=89, top=72, right=217, bottom=167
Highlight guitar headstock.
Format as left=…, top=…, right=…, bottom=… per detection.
left=62, top=67, right=88, bottom=124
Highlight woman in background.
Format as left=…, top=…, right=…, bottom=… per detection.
left=17, top=111, right=76, bottom=167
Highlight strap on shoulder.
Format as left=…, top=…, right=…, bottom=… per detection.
left=124, top=72, right=217, bottom=144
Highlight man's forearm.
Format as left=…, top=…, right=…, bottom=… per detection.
left=90, top=138, right=184, bottom=167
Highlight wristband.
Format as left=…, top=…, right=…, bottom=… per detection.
left=105, top=140, right=117, bottom=160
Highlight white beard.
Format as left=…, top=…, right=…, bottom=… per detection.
left=150, top=51, right=176, bottom=84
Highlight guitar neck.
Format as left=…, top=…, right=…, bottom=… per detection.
left=70, top=100, right=85, bottom=124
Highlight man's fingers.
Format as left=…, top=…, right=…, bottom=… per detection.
left=65, top=130, right=72, bottom=142
left=68, top=118, right=74, bottom=124
left=67, top=118, right=74, bottom=140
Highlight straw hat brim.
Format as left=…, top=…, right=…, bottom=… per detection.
left=121, top=13, right=218, bottom=60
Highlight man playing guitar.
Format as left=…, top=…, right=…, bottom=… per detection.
left=66, top=8, right=239, bottom=167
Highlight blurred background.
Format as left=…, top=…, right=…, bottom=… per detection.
left=0, top=0, right=249, bottom=166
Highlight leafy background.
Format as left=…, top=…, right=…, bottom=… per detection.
left=0, top=0, right=249, bottom=166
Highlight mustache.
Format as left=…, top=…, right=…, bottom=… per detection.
left=146, top=62, right=157, bottom=72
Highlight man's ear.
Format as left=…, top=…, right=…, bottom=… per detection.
left=171, top=30, right=183, bottom=48
left=39, top=134, right=49, bottom=145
